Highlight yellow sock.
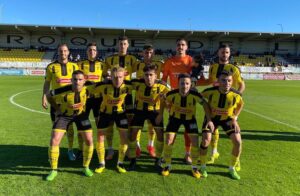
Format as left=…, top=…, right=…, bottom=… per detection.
left=147, top=124, right=155, bottom=145
left=155, top=140, right=163, bottom=158
left=96, top=142, right=105, bottom=164
left=106, top=126, right=114, bottom=148
left=83, top=144, right=94, bottom=168
left=67, top=124, right=74, bottom=150
left=191, top=146, right=199, bottom=166
left=136, top=130, right=141, bottom=144
left=118, top=144, right=128, bottom=163
left=77, top=133, right=84, bottom=151
left=200, top=155, right=207, bottom=166
left=128, top=141, right=136, bottom=158
left=211, top=129, right=219, bottom=151
left=230, top=155, right=240, bottom=168
left=163, top=144, right=173, bottom=165
left=49, top=146, right=59, bottom=170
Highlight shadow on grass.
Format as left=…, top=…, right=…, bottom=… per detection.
left=241, top=130, right=300, bottom=142
left=0, top=145, right=99, bottom=178
left=216, top=129, right=300, bottom=142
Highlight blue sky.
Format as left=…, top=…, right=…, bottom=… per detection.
left=0, top=0, right=299, bottom=33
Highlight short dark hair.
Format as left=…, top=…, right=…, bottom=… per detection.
left=143, top=44, right=154, bottom=51
left=218, top=44, right=230, bottom=50
left=118, top=36, right=129, bottom=41
left=57, top=43, right=68, bottom=50
left=87, top=42, right=97, bottom=49
left=218, top=70, right=233, bottom=78
left=178, top=73, right=191, bottom=81
left=176, top=38, right=188, bottom=45
left=72, top=70, right=85, bottom=76
left=143, top=64, right=157, bottom=73
left=193, top=54, right=204, bottom=65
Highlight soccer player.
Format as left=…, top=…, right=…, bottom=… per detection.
left=128, top=64, right=170, bottom=171
left=104, top=36, right=138, bottom=159
left=199, top=70, right=244, bottom=180
left=45, top=70, right=94, bottom=181
left=42, top=43, right=78, bottom=161
left=197, top=44, right=245, bottom=164
left=76, top=42, right=107, bottom=158
left=134, top=44, right=164, bottom=157
left=160, top=73, right=214, bottom=178
left=162, top=38, right=194, bottom=164
left=93, top=66, right=133, bottom=174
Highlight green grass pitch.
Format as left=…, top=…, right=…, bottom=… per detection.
left=0, top=76, right=300, bottom=195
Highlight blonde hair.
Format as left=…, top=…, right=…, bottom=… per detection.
left=111, top=65, right=125, bottom=73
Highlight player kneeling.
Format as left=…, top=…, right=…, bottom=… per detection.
left=158, top=73, right=213, bottom=178
left=199, top=71, right=244, bottom=180
left=46, top=70, right=94, bottom=181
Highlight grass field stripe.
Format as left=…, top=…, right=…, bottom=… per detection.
left=9, top=89, right=49, bottom=115
left=244, top=108, right=300, bottom=131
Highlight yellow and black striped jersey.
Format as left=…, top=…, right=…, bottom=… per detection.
left=134, top=60, right=163, bottom=79
left=201, top=86, right=243, bottom=120
left=49, top=85, right=90, bottom=116
left=93, top=80, right=133, bottom=114
left=45, top=61, right=78, bottom=90
left=166, top=89, right=204, bottom=120
left=131, top=79, right=170, bottom=111
left=208, top=63, right=243, bottom=89
left=77, top=59, right=108, bottom=82
left=104, top=54, right=138, bottom=80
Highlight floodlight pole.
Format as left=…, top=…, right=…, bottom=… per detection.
left=277, top=24, right=283, bottom=32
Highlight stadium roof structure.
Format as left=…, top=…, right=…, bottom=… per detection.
left=0, top=24, right=299, bottom=41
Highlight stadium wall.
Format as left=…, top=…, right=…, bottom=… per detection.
left=1, top=33, right=299, bottom=54
left=3, top=65, right=300, bottom=79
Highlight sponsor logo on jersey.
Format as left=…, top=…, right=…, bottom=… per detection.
left=107, top=99, right=122, bottom=105
left=69, top=103, right=83, bottom=110
left=212, top=108, right=229, bottom=115
left=174, top=106, right=192, bottom=114
left=138, top=95, right=156, bottom=104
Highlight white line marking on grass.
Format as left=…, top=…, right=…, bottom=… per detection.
left=9, top=89, right=49, bottom=115
left=244, top=109, right=300, bottom=131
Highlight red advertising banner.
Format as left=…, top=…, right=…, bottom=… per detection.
left=30, top=70, right=45, bottom=76
left=263, top=74, right=285, bottom=80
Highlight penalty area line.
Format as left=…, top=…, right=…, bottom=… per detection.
left=244, top=109, right=300, bottom=131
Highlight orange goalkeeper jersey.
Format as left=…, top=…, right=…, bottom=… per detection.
left=162, top=55, right=193, bottom=89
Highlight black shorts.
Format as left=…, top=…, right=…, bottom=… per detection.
left=166, top=116, right=198, bottom=134
left=202, top=117, right=235, bottom=136
left=131, top=110, right=163, bottom=129
left=97, top=112, right=128, bottom=130
left=85, top=97, right=102, bottom=118
left=53, top=113, right=92, bottom=132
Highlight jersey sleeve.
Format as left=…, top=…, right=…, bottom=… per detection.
left=233, top=66, right=243, bottom=84
left=45, top=64, right=53, bottom=82
left=93, top=82, right=103, bottom=98
left=50, top=85, right=72, bottom=96
left=201, top=89, right=210, bottom=100
left=162, top=60, right=170, bottom=82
